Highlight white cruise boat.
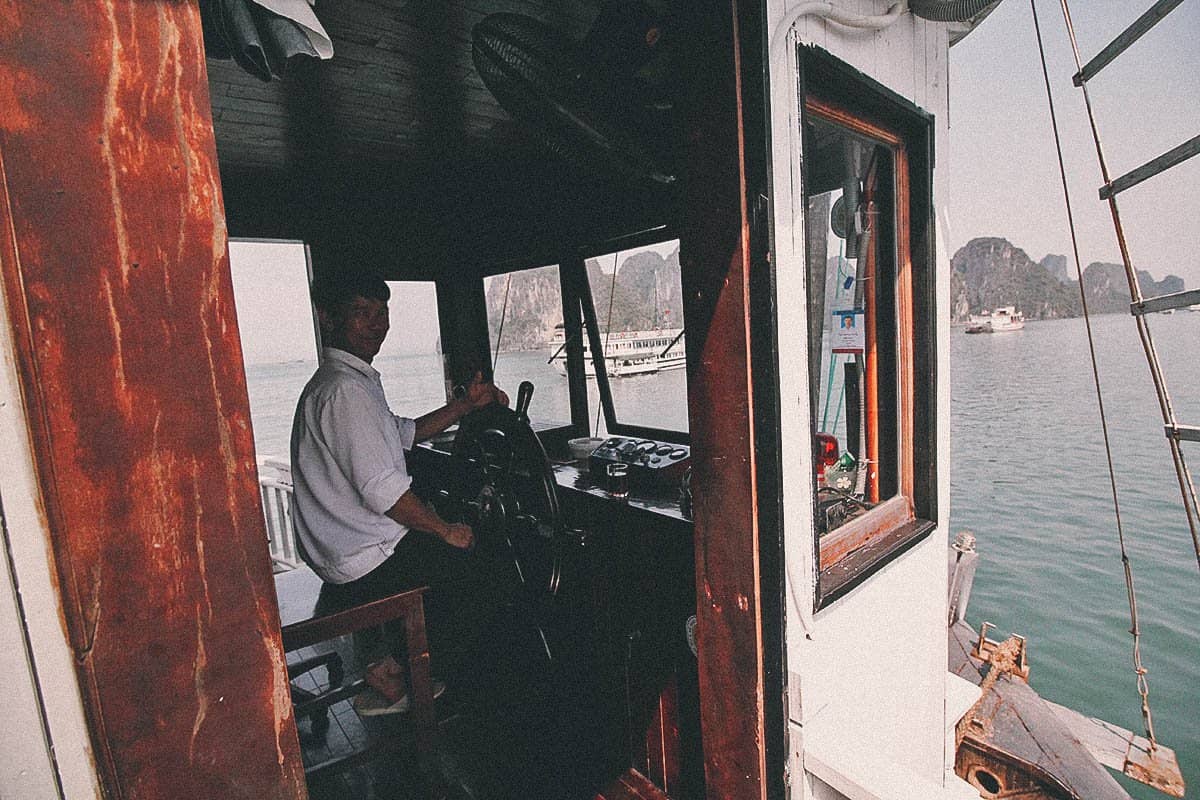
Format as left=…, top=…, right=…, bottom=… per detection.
left=965, top=305, right=1026, bottom=333
left=548, top=324, right=686, bottom=378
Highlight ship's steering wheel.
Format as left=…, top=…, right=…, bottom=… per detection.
left=452, top=381, right=568, bottom=659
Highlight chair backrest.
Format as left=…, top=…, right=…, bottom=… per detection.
left=258, top=459, right=302, bottom=572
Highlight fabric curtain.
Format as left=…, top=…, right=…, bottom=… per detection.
left=200, top=0, right=332, bottom=82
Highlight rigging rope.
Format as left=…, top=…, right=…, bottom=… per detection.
left=1030, top=0, right=1157, bottom=748
left=491, top=272, right=513, bottom=371
left=821, top=246, right=851, bottom=433
left=594, top=252, right=620, bottom=435
left=830, top=368, right=846, bottom=436
left=830, top=251, right=860, bottom=436
left=1056, top=0, right=1200, bottom=573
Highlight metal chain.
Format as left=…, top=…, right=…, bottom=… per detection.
left=1030, top=0, right=1157, bottom=747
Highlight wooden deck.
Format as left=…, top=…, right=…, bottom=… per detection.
left=288, top=625, right=621, bottom=799
left=290, top=637, right=494, bottom=800
left=289, top=638, right=425, bottom=800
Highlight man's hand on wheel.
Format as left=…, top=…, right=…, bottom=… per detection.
left=464, top=370, right=509, bottom=409
left=440, top=522, right=476, bottom=551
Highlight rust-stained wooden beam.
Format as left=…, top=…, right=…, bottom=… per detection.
left=0, top=3, right=305, bottom=797
left=677, top=3, right=772, bottom=798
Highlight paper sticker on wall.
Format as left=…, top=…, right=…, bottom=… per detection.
left=831, top=310, right=865, bottom=354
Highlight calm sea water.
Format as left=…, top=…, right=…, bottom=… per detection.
left=951, top=312, right=1199, bottom=798
left=245, top=314, right=1198, bottom=793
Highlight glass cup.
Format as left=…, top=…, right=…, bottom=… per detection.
left=606, top=462, right=630, bottom=499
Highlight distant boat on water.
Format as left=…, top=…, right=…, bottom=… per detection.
left=547, top=323, right=686, bottom=378
left=965, top=306, right=1025, bottom=334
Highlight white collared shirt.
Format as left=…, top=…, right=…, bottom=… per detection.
left=290, top=347, right=417, bottom=583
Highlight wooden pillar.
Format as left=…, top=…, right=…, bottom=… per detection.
left=679, top=2, right=773, bottom=798
left=0, top=4, right=306, bottom=798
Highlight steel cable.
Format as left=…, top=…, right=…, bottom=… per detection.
left=1030, top=0, right=1157, bottom=747
left=1056, top=0, right=1200, bottom=573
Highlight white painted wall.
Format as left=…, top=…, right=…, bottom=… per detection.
left=764, top=2, right=959, bottom=797
left=0, top=274, right=101, bottom=797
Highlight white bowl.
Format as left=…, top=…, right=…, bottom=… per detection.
left=568, top=437, right=605, bottom=461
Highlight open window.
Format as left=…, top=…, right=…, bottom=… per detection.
left=229, top=248, right=450, bottom=463
left=801, top=50, right=937, bottom=605
left=228, top=239, right=318, bottom=464
left=375, top=281, right=448, bottom=415
left=575, top=235, right=690, bottom=444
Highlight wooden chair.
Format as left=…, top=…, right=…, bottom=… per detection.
left=273, top=565, right=441, bottom=790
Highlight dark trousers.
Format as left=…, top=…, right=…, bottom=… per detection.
left=321, top=530, right=498, bottom=686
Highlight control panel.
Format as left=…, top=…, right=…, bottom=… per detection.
left=589, top=436, right=690, bottom=488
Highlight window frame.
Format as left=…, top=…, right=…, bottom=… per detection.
left=467, top=225, right=690, bottom=446
left=573, top=227, right=690, bottom=445
left=475, top=258, right=583, bottom=437
left=229, top=237, right=320, bottom=358
left=798, top=48, right=938, bottom=608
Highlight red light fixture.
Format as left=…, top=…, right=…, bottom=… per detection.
left=814, top=432, right=839, bottom=477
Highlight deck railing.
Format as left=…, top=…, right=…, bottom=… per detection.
left=258, top=457, right=302, bottom=572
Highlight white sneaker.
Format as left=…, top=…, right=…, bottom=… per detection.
left=352, top=680, right=446, bottom=717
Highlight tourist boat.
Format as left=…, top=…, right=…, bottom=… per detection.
left=548, top=324, right=686, bottom=377
left=966, top=306, right=1026, bottom=333
left=0, top=3, right=1186, bottom=800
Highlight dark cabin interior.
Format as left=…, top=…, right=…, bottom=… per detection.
left=203, top=2, right=753, bottom=797
left=211, top=2, right=685, bottom=281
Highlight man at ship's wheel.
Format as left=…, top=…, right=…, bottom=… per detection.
left=289, top=271, right=508, bottom=713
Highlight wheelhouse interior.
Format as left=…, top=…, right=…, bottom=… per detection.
left=210, top=2, right=754, bottom=797
left=0, top=0, right=966, bottom=796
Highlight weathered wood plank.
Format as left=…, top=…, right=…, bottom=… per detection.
left=1046, top=701, right=1139, bottom=771
left=679, top=4, right=771, bottom=799
left=1046, top=699, right=1186, bottom=797
left=1073, top=0, right=1186, bottom=86
left=0, top=3, right=305, bottom=797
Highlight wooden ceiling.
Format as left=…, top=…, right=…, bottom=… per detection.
left=206, top=1, right=600, bottom=173
left=205, top=0, right=696, bottom=274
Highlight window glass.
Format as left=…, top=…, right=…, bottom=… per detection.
left=586, top=240, right=689, bottom=433
left=806, top=112, right=911, bottom=567
left=484, top=264, right=572, bottom=427
left=375, top=281, right=448, bottom=418
left=229, top=240, right=318, bottom=464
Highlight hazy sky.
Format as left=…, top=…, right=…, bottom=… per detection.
left=944, top=0, right=1199, bottom=286
left=228, top=241, right=318, bottom=365
left=229, top=240, right=441, bottom=364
